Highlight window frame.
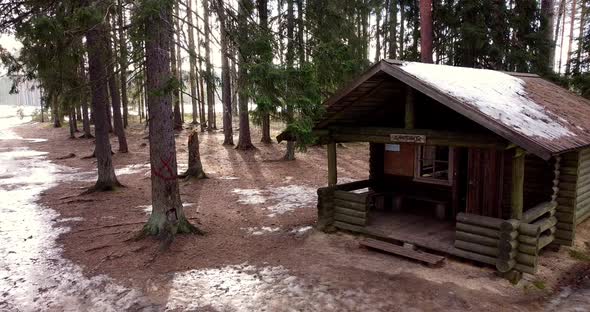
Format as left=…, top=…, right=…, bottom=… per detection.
left=413, top=145, right=454, bottom=186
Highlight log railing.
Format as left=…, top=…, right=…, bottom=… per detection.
left=455, top=201, right=557, bottom=275
left=317, top=180, right=373, bottom=232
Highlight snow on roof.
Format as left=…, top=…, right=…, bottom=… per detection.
left=399, top=62, right=575, bottom=140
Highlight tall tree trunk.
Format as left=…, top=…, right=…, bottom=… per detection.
left=75, top=105, right=81, bottom=131
left=575, top=1, right=586, bottom=73
left=204, top=0, right=216, bottom=131
left=85, top=8, right=121, bottom=191
left=216, top=0, right=234, bottom=145
left=558, top=0, right=567, bottom=73
left=258, top=0, right=272, bottom=144
left=79, top=57, right=93, bottom=138
left=107, top=28, right=129, bottom=153
left=284, top=0, right=296, bottom=160
left=419, top=0, right=433, bottom=63
left=142, top=0, right=199, bottom=237
left=297, top=0, right=305, bottom=65
left=52, top=94, right=61, bottom=128
left=69, top=108, right=76, bottom=139
left=187, top=0, right=199, bottom=125
left=541, top=0, right=556, bottom=72
left=170, top=6, right=183, bottom=131
left=236, top=0, right=254, bottom=150
left=399, top=0, right=405, bottom=58
left=117, top=0, right=129, bottom=128
left=195, top=0, right=207, bottom=132
left=176, top=1, right=185, bottom=125
left=566, top=0, right=578, bottom=74
left=375, top=5, right=382, bottom=62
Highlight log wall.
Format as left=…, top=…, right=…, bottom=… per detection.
left=555, top=151, right=579, bottom=245
left=576, top=148, right=590, bottom=226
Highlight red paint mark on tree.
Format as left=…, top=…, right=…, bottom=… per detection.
left=152, top=153, right=178, bottom=181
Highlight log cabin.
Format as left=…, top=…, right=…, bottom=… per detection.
left=287, top=60, right=590, bottom=276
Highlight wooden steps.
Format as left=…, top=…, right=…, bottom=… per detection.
left=360, top=238, right=446, bottom=266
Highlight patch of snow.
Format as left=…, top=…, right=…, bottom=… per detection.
left=400, top=62, right=575, bottom=140
left=290, top=225, right=313, bottom=236
left=350, top=187, right=369, bottom=194
left=115, top=163, right=151, bottom=176
left=242, top=226, right=281, bottom=236
left=140, top=202, right=195, bottom=215
left=232, top=188, right=267, bottom=205
left=337, top=177, right=356, bottom=184
left=232, top=185, right=317, bottom=217
left=166, top=263, right=389, bottom=311
left=266, top=186, right=317, bottom=217
left=219, top=176, right=239, bottom=180
left=56, top=217, right=84, bottom=223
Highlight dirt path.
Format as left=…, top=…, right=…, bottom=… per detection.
left=5, top=119, right=590, bottom=311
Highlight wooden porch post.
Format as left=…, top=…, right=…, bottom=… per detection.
left=405, top=86, right=415, bottom=129
left=328, top=142, right=337, bottom=186
left=511, top=148, right=526, bottom=220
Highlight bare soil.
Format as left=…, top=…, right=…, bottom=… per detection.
left=14, top=121, right=590, bottom=311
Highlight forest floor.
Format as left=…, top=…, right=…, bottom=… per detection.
left=7, top=119, right=590, bottom=311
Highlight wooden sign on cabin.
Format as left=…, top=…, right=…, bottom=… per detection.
left=389, top=134, right=426, bottom=144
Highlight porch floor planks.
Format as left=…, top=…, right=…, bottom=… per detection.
left=365, top=211, right=456, bottom=254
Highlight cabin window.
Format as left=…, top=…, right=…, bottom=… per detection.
left=385, top=144, right=401, bottom=152
left=414, top=145, right=453, bottom=185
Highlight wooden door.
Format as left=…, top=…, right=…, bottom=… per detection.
left=466, top=148, right=504, bottom=218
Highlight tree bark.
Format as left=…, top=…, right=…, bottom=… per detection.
left=79, top=57, right=93, bottom=138
left=258, top=0, right=272, bottom=144
left=69, top=108, right=76, bottom=139
left=216, top=0, right=234, bottom=145
left=375, top=4, right=382, bottom=62
left=117, top=0, right=129, bottom=128
left=565, top=0, right=578, bottom=74
left=180, top=130, right=207, bottom=179
left=541, top=0, right=556, bottom=72
left=170, top=7, right=183, bottom=131
left=85, top=9, right=121, bottom=191
left=236, top=0, right=254, bottom=150
left=558, top=0, right=567, bottom=73
left=142, top=0, right=199, bottom=237
left=399, top=0, right=405, bottom=58
left=203, top=0, right=216, bottom=131
left=52, top=94, right=61, bottom=128
left=187, top=0, right=199, bottom=125
left=107, top=27, right=129, bottom=153
left=419, top=0, right=433, bottom=63
left=283, top=0, right=296, bottom=160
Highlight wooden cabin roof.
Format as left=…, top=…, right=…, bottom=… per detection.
left=314, top=59, right=590, bottom=159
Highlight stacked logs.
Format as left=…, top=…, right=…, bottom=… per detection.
left=516, top=201, right=557, bottom=274
left=333, top=190, right=368, bottom=230
left=317, top=179, right=372, bottom=233
left=497, top=220, right=519, bottom=273
left=454, top=213, right=503, bottom=266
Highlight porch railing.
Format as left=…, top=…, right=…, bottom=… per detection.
left=317, top=180, right=373, bottom=232
left=454, top=201, right=557, bottom=275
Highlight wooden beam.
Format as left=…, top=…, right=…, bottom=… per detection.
left=327, top=127, right=507, bottom=149
left=328, top=142, right=337, bottom=186
left=405, top=86, right=415, bottom=129
left=511, top=148, right=526, bottom=220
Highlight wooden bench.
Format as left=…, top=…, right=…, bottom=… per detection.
left=371, top=192, right=448, bottom=220
left=361, top=238, right=445, bottom=266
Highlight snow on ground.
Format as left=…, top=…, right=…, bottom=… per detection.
left=242, top=226, right=281, bottom=236
left=166, top=263, right=391, bottom=312
left=140, top=202, right=195, bottom=215
left=400, top=62, right=576, bottom=140
left=290, top=225, right=313, bottom=236
left=232, top=185, right=317, bottom=217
